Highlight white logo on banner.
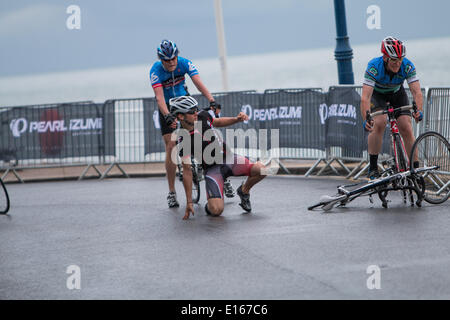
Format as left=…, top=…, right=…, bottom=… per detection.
left=10, top=118, right=28, bottom=137
left=153, top=110, right=161, bottom=129
left=9, top=118, right=103, bottom=138
left=319, top=104, right=357, bottom=125
left=252, top=106, right=302, bottom=121
left=241, top=105, right=252, bottom=124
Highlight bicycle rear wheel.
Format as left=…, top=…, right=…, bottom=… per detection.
left=1, top=178, right=10, bottom=214
left=410, top=131, right=450, bottom=204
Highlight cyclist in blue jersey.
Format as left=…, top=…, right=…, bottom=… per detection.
left=149, top=40, right=234, bottom=207
left=361, top=36, right=424, bottom=179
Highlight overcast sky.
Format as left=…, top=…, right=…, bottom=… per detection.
left=1, top=0, right=449, bottom=76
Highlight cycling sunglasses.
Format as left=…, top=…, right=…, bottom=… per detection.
left=186, top=107, right=198, bottom=115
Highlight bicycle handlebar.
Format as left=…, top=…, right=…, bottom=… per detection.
left=367, top=102, right=418, bottom=122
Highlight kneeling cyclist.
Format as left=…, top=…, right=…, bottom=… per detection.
left=169, top=96, right=268, bottom=220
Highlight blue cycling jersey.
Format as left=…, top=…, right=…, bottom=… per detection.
left=363, top=56, right=419, bottom=94
left=149, top=56, right=199, bottom=103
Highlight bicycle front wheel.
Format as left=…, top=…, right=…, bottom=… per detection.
left=0, top=178, right=10, bottom=214
left=410, top=131, right=450, bottom=204
left=191, top=165, right=201, bottom=204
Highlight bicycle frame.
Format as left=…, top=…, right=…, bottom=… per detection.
left=308, top=166, right=436, bottom=211
left=308, top=104, right=431, bottom=211
left=367, top=103, right=416, bottom=175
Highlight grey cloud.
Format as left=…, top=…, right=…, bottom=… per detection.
left=0, top=3, right=64, bottom=37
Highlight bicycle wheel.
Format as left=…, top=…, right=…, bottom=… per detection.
left=308, top=194, right=346, bottom=211
left=191, top=164, right=201, bottom=204
left=0, top=178, right=10, bottom=214
left=410, top=131, right=450, bottom=204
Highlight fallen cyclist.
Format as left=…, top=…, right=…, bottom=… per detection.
left=169, top=96, right=268, bottom=220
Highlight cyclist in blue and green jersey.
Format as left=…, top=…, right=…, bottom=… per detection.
left=361, top=36, right=424, bottom=179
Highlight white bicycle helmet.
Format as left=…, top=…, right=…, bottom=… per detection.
left=169, top=96, right=198, bottom=115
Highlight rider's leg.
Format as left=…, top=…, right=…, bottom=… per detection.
left=241, top=162, right=267, bottom=194
left=163, top=133, right=177, bottom=193
left=368, top=114, right=387, bottom=170
left=204, top=165, right=225, bottom=216
left=206, top=198, right=224, bottom=216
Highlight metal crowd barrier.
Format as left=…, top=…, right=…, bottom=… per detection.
left=425, top=88, right=450, bottom=141
left=0, top=100, right=108, bottom=182
left=1, top=87, right=449, bottom=182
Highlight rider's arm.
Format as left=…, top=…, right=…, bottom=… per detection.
left=408, top=80, right=424, bottom=112
left=212, top=112, right=248, bottom=127
left=191, top=74, right=215, bottom=103
left=153, top=86, right=170, bottom=115
left=182, top=161, right=193, bottom=204
left=361, top=84, right=374, bottom=121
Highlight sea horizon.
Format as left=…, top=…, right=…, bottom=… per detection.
left=1, top=36, right=449, bottom=107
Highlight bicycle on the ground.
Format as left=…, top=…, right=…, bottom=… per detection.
left=1, top=177, right=10, bottom=214
left=308, top=103, right=450, bottom=211
left=176, top=154, right=204, bottom=204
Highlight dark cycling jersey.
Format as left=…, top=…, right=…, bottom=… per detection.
left=149, top=56, right=199, bottom=103
left=363, top=56, right=418, bottom=94
left=177, top=111, right=229, bottom=170
left=177, top=111, right=254, bottom=199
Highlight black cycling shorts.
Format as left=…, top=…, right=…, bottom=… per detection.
left=159, top=110, right=176, bottom=136
left=204, top=154, right=254, bottom=200
left=370, top=86, right=411, bottom=118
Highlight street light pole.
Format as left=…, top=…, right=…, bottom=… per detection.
left=214, top=0, right=229, bottom=92
left=334, top=0, right=354, bottom=84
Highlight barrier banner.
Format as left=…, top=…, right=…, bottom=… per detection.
left=0, top=103, right=115, bottom=161
left=143, top=98, right=165, bottom=155
left=326, top=86, right=364, bottom=157
left=261, top=89, right=326, bottom=150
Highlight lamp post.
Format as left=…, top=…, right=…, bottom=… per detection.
left=334, top=0, right=354, bottom=84
left=214, top=0, right=229, bottom=92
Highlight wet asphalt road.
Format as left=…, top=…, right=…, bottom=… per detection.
left=1, top=176, right=449, bottom=299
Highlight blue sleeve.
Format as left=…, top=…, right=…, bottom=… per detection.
left=149, top=63, right=162, bottom=88
left=179, top=57, right=199, bottom=77
left=403, top=58, right=418, bottom=83
left=363, top=61, right=379, bottom=87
